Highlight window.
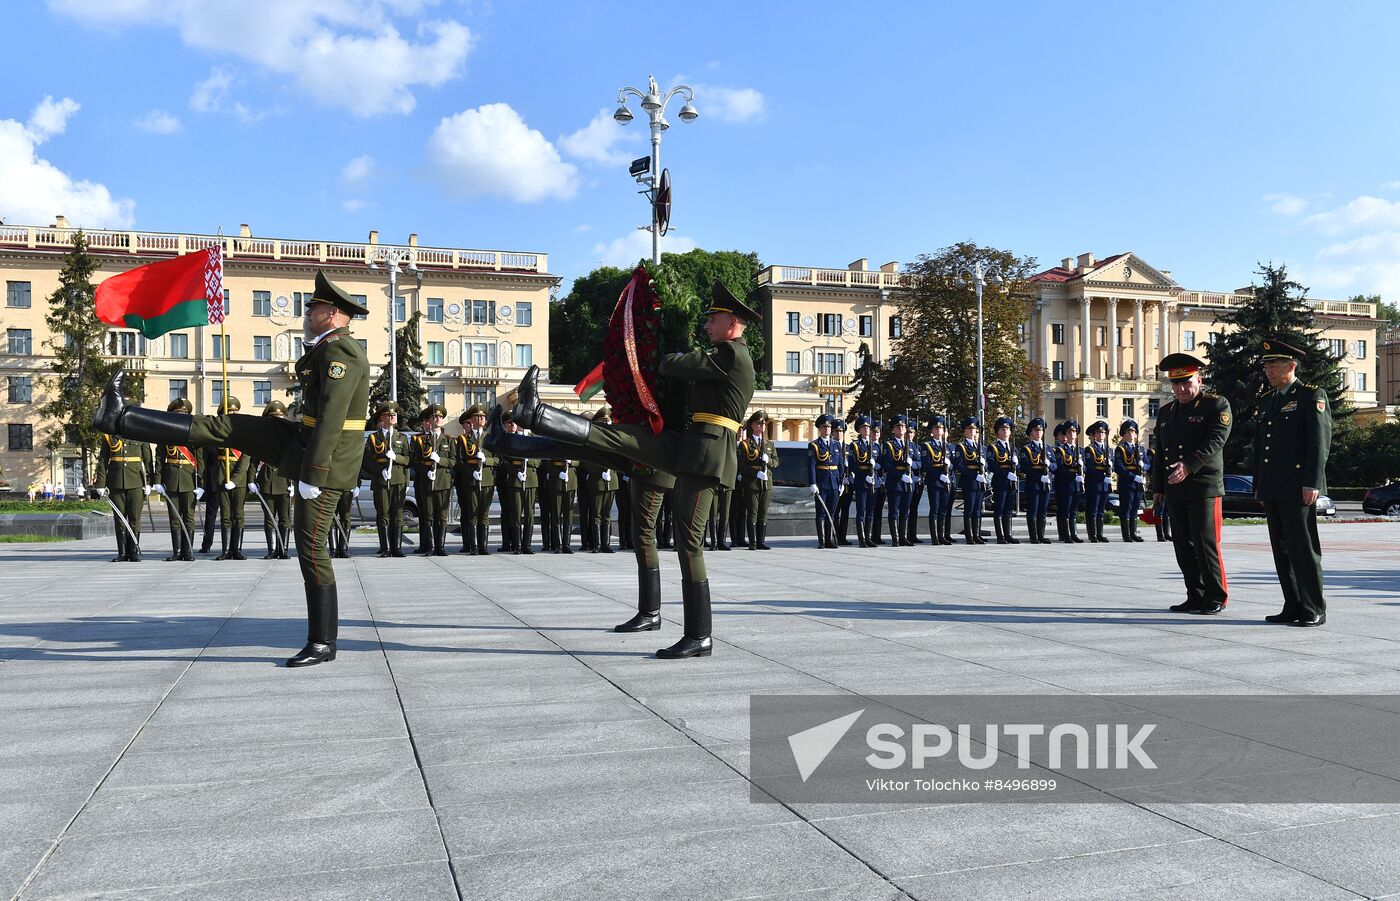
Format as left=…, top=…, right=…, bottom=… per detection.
left=169, top=333, right=189, bottom=359
left=785, top=351, right=801, bottom=373
left=107, top=331, right=144, bottom=357
left=859, top=315, right=873, bottom=337
left=472, top=300, right=496, bottom=325
left=1052, top=361, right=1065, bottom=381
left=169, top=379, right=188, bottom=402
left=427, top=341, right=445, bottom=366
left=1206, top=331, right=1218, bottom=345
left=8, top=329, right=33, bottom=355
left=211, top=335, right=230, bottom=360
left=1051, top=323, right=1065, bottom=345
left=222, top=289, right=230, bottom=316
left=1116, top=327, right=1125, bottom=347
left=1053, top=398, right=1067, bottom=419
left=817, top=314, right=842, bottom=336
left=253, top=336, right=272, bottom=361
left=1148, top=398, right=1160, bottom=418
left=1096, top=398, right=1109, bottom=417
left=427, top=386, right=446, bottom=406
left=6, top=281, right=31, bottom=308
left=1357, top=340, right=1368, bottom=359
left=351, top=295, right=368, bottom=321
left=889, top=315, right=903, bottom=338
left=786, top=312, right=800, bottom=335
left=1018, top=322, right=1028, bottom=342
left=252, top=290, right=271, bottom=317
left=356, top=339, right=368, bottom=354
left=293, top=292, right=310, bottom=317
left=516, top=301, right=533, bottom=326
left=1122, top=398, right=1134, bottom=418
left=1096, top=326, right=1107, bottom=347
left=394, top=296, right=407, bottom=323
left=1183, top=331, right=1196, bottom=350
left=426, top=297, right=444, bottom=323
left=9, top=375, right=32, bottom=403
left=1357, top=372, right=1368, bottom=392
left=8, top=423, right=33, bottom=450
left=253, top=380, right=272, bottom=405
left=211, top=380, right=228, bottom=406
left=471, top=342, right=496, bottom=366
left=817, top=352, right=842, bottom=374
left=1329, top=338, right=1345, bottom=358
left=516, top=344, right=533, bottom=368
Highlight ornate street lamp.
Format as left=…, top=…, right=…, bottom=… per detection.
left=613, top=75, right=698, bottom=265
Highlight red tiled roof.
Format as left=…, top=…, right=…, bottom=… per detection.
left=1029, top=253, right=1129, bottom=283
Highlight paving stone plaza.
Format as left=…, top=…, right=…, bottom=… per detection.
left=3, top=521, right=1400, bottom=899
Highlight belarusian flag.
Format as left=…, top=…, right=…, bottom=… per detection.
left=574, top=361, right=605, bottom=402
left=95, top=247, right=223, bottom=338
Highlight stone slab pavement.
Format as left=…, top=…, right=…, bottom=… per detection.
left=2, top=521, right=1399, bottom=900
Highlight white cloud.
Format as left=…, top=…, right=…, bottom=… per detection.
left=593, top=229, right=697, bottom=268
left=677, top=78, right=765, bottom=123
left=559, top=109, right=642, bottom=166
left=572, top=223, right=593, bottom=233
left=1383, top=180, right=1400, bottom=190
left=0, top=96, right=135, bottom=228
left=341, top=154, right=374, bottom=183
left=134, top=109, right=182, bottom=134
left=1263, top=192, right=1306, bottom=217
left=340, top=198, right=372, bottom=212
left=190, top=67, right=263, bottom=123
left=426, top=103, right=578, bottom=203
left=50, top=1, right=473, bottom=117
left=1302, top=231, right=1400, bottom=299
left=1300, top=195, right=1400, bottom=236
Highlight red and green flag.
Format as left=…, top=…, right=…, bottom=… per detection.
left=574, top=361, right=605, bottom=402
left=95, top=247, right=224, bottom=338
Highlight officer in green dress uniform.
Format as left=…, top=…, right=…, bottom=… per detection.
left=452, top=404, right=494, bottom=555
left=154, top=397, right=201, bottom=561
left=497, top=414, right=539, bottom=554
left=506, top=279, right=760, bottom=659
left=410, top=403, right=455, bottom=557
left=578, top=407, right=618, bottom=553
left=94, top=431, right=154, bottom=561
left=94, top=270, right=371, bottom=667
left=364, top=401, right=410, bottom=557
left=1256, top=338, right=1333, bottom=627
left=1151, top=352, right=1232, bottom=615
left=212, top=397, right=253, bottom=561
left=253, top=400, right=293, bottom=559
left=736, top=410, right=777, bottom=550
left=539, top=450, right=578, bottom=554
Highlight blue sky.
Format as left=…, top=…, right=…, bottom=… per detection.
left=4, top=0, right=1399, bottom=300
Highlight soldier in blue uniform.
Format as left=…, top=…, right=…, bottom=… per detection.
left=807, top=413, right=843, bottom=548
left=1052, top=420, right=1085, bottom=543
left=952, top=416, right=987, bottom=544
left=904, top=421, right=925, bottom=544
left=878, top=414, right=916, bottom=545
left=1082, top=420, right=1113, bottom=543
left=920, top=416, right=954, bottom=545
left=869, top=422, right=887, bottom=545
left=831, top=419, right=854, bottom=545
left=844, top=416, right=876, bottom=546
left=1019, top=417, right=1054, bottom=544
left=987, top=415, right=1021, bottom=544
left=1113, top=419, right=1148, bottom=542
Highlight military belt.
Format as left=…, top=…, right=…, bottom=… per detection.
left=690, top=412, right=741, bottom=432
left=110, top=456, right=143, bottom=462
left=301, top=416, right=367, bottom=431
left=816, top=465, right=838, bottom=471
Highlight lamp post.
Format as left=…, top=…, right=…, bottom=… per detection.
left=613, top=74, right=699, bottom=265
left=367, top=247, right=419, bottom=403
left=955, top=262, right=1005, bottom=448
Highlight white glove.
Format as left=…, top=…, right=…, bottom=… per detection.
left=475, top=450, right=485, bottom=461
left=558, top=471, right=568, bottom=481
left=976, top=473, right=987, bottom=484
left=194, top=487, right=205, bottom=500
left=809, top=484, right=819, bottom=495
left=1135, top=474, right=1146, bottom=484
left=429, top=452, right=441, bottom=464
left=902, top=474, right=913, bottom=484
left=382, top=468, right=391, bottom=482
left=386, top=450, right=397, bottom=462
left=1104, top=477, right=1112, bottom=489
left=427, top=469, right=437, bottom=481
left=141, top=485, right=152, bottom=496
left=298, top=480, right=321, bottom=500
left=472, top=470, right=482, bottom=481
left=95, top=487, right=109, bottom=497
left=1075, top=474, right=1085, bottom=485
left=1008, top=472, right=1018, bottom=482
left=224, top=480, right=235, bottom=491
left=866, top=475, right=875, bottom=485
left=1041, top=475, right=1051, bottom=485
left=761, top=453, right=768, bottom=463
left=939, top=474, right=950, bottom=484
left=602, top=470, right=611, bottom=482
left=249, top=483, right=260, bottom=495
left=151, top=483, right=165, bottom=495
left=352, top=486, right=361, bottom=498
left=517, top=471, right=526, bottom=482
left=757, top=471, right=768, bottom=481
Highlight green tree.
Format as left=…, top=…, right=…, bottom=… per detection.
left=548, top=266, right=630, bottom=385
left=38, top=232, right=141, bottom=484
left=1204, top=262, right=1348, bottom=472
left=368, top=311, right=427, bottom=427
left=1366, top=294, right=1400, bottom=339
left=1327, top=421, right=1400, bottom=486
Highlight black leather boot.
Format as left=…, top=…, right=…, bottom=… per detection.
left=265, top=526, right=280, bottom=559
left=475, top=521, right=489, bottom=555
left=749, top=520, right=759, bottom=550
left=1004, top=515, right=1020, bottom=544
left=1069, top=516, right=1084, bottom=543
left=509, top=366, right=593, bottom=444
left=165, top=529, right=181, bottom=562
left=230, top=526, right=247, bottom=560
left=376, top=525, right=389, bottom=557
left=519, top=521, right=535, bottom=554
left=561, top=515, right=575, bottom=554
left=278, top=527, right=290, bottom=559
left=389, top=524, right=405, bottom=557
left=287, top=584, right=337, bottom=667
left=656, top=580, right=712, bottom=658
left=599, top=521, right=613, bottom=553
left=94, top=369, right=194, bottom=444
left=127, top=536, right=142, bottom=562
left=717, top=516, right=730, bottom=551
left=756, top=523, right=771, bottom=550
left=216, top=525, right=231, bottom=560
left=993, top=516, right=1006, bottom=544
left=615, top=567, right=662, bottom=632
left=461, top=519, right=474, bottom=554
left=430, top=522, right=445, bottom=556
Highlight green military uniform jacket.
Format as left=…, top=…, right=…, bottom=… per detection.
left=661, top=336, right=756, bottom=486
left=157, top=443, right=202, bottom=493
left=453, top=429, right=495, bottom=489
left=293, top=326, right=371, bottom=490
left=254, top=458, right=290, bottom=496
left=95, top=435, right=154, bottom=489
left=410, top=431, right=456, bottom=490
left=498, top=452, right=538, bottom=490
left=736, top=433, right=777, bottom=491
left=578, top=458, right=615, bottom=493
left=1255, top=379, right=1331, bottom=499
left=540, top=458, right=578, bottom=492
left=212, top=447, right=253, bottom=487
left=1150, top=392, right=1231, bottom=499
left=364, top=428, right=411, bottom=487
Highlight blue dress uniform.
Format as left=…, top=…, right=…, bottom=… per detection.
left=987, top=416, right=1020, bottom=544
left=951, top=417, right=987, bottom=544
left=846, top=416, right=878, bottom=546
left=1052, top=421, right=1085, bottom=543
left=1082, top=420, right=1113, bottom=543
left=1113, top=420, right=1148, bottom=543
left=832, top=419, right=854, bottom=545
left=919, top=417, right=954, bottom=545
left=904, top=430, right=924, bottom=543
left=870, top=425, right=887, bottom=545
left=808, top=414, right=844, bottom=548
left=878, top=415, right=916, bottom=546
left=1018, top=418, right=1054, bottom=544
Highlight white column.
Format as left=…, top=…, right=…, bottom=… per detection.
left=1080, top=297, right=1092, bottom=378
left=1158, top=300, right=1170, bottom=359
left=1066, top=312, right=1076, bottom=381
left=1106, top=297, right=1119, bottom=379
left=1037, top=299, right=1051, bottom=372
left=1133, top=298, right=1145, bottom=379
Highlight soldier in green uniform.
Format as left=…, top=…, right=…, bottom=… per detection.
left=578, top=408, right=617, bottom=553
left=212, top=397, right=253, bottom=562
left=1151, top=352, right=1232, bottom=615
left=737, top=410, right=777, bottom=550
left=497, top=414, right=539, bottom=553
left=507, top=280, right=760, bottom=659
left=1256, top=338, right=1333, bottom=627
left=410, top=403, right=455, bottom=557
left=452, top=404, right=494, bottom=555
left=94, top=270, right=371, bottom=667
left=94, top=431, right=154, bottom=561
left=153, top=397, right=201, bottom=562
left=364, top=401, right=410, bottom=557
left=330, top=480, right=356, bottom=558
left=252, top=401, right=293, bottom=559
left=539, top=450, right=578, bottom=554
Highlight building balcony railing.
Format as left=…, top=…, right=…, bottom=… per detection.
left=757, top=266, right=910, bottom=290
left=0, top=224, right=549, bottom=275
left=1177, top=291, right=1375, bottom=318
left=811, top=373, right=853, bottom=392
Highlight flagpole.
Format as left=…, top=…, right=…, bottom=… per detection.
left=221, top=317, right=230, bottom=485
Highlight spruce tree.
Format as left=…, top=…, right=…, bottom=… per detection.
left=367, top=311, right=427, bottom=428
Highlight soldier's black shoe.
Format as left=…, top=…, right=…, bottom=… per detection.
left=1169, top=600, right=1203, bottom=613
left=506, top=364, right=542, bottom=426
left=657, top=580, right=712, bottom=659
left=287, top=642, right=336, bottom=667
left=615, top=613, right=661, bottom=632
left=1132, top=535, right=1146, bottom=543
left=656, top=635, right=712, bottom=658
left=95, top=370, right=193, bottom=444
left=92, top=367, right=129, bottom=434
left=756, top=525, right=771, bottom=550
left=1265, top=612, right=1300, bottom=624
left=180, top=549, right=195, bottom=561
left=165, top=552, right=181, bottom=561
left=1289, top=612, right=1326, bottom=627
left=483, top=404, right=507, bottom=453
left=288, top=584, right=338, bottom=667
left=1193, top=603, right=1225, bottom=615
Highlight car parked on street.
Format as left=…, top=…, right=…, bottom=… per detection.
left=1362, top=482, right=1400, bottom=517
left=1222, top=474, right=1336, bottom=518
